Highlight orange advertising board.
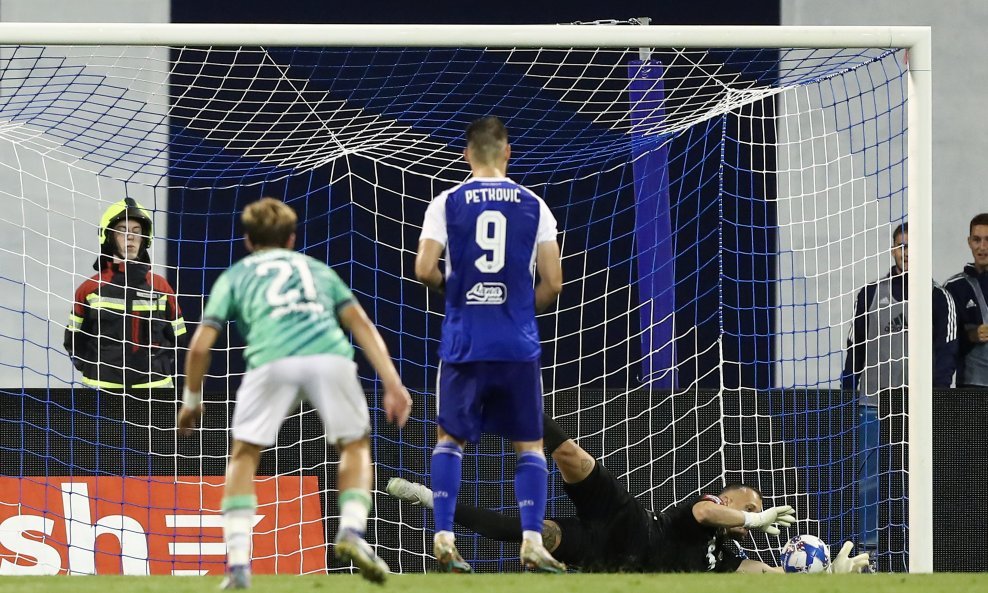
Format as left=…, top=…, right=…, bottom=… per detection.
left=0, top=476, right=326, bottom=575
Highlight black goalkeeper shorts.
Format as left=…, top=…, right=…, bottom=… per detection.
left=550, top=461, right=652, bottom=572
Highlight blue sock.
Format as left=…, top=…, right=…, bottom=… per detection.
left=431, top=441, right=463, bottom=533
left=515, top=451, right=548, bottom=534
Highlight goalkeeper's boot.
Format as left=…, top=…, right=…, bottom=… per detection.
left=334, top=528, right=389, bottom=584
left=219, top=565, right=251, bottom=590
left=433, top=533, right=472, bottom=573
left=386, top=477, right=434, bottom=509
left=520, top=539, right=566, bottom=574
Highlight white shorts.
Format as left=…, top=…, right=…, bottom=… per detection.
left=231, top=354, right=370, bottom=448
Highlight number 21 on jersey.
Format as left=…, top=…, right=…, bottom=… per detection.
left=256, top=258, right=318, bottom=306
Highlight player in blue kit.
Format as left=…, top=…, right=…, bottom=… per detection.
left=415, top=116, right=565, bottom=573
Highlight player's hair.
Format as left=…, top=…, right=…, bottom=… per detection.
left=242, top=197, right=297, bottom=248
left=720, top=483, right=763, bottom=501
left=466, top=115, right=508, bottom=164
left=970, top=213, right=988, bottom=235
left=892, top=222, right=907, bottom=244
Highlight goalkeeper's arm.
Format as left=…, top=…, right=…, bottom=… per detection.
left=692, top=501, right=796, bottom=536
left=737, top=559, right=784, bottom=574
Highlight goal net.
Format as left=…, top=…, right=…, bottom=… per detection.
left=0, top=24, right=930, bottom=575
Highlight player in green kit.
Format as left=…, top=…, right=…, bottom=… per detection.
left=177, top=197, right=412, bottom=589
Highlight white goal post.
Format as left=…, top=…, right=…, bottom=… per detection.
left=0, top=23, right=932, bottom=573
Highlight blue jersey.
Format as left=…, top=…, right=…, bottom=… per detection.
left=420, top=177, right=558, bottom=363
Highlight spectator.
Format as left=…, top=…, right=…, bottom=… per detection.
left=944, top=213, right=988, bottom=388
left=841, top=222, right=909, bottom=552
left=842, top=223, right=908, bottom=398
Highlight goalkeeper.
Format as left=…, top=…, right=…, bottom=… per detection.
left=388, top=414, right=870, bottom=574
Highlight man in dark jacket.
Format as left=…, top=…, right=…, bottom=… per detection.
left=944, top=213, right=988, bottom=388
left=841, top=223, right=958, bottom=556
left=841, top=223, right=909, bottom=397
left=841, top=221, right=958, bottom=555
left=64, top=198, right=185, bottom=390
left=843, top=223, right=958, bottom=391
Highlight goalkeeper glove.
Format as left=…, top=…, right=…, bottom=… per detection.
left=830, top=541, right=871, bottom=573
left=742, top=505, right=796, bottom=536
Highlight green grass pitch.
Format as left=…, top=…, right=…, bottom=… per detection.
left=3, top=573, right=988, bottom=593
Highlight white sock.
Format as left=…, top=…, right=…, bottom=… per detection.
left=339, top=498, right=370, bottom=534
left=434, top=530, right=455, bottom=544
left=224, top=508, right=254, bottom=568
left=522, top=530, right=543, bottom=546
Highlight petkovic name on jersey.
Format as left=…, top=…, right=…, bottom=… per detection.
left=464, top=187, right=521, bottom=204
left=465, top=282, right=507, bottom=305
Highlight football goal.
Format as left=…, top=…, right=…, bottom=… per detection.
left=0, top=22, right=931, bottom=574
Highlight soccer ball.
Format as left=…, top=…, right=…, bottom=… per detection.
left=779, top=534, right=831, bottom=573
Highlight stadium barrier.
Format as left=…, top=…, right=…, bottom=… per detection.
left=0, top=388, right=979, bottom=573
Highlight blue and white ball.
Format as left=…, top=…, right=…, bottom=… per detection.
left=779, top=534, right=831, bottom=573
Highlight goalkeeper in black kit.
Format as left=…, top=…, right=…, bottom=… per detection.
left=388, top=414, right=871, bottom=574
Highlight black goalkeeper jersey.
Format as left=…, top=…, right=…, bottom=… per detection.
left=643, top=494, right=746, bottom=573
left=552, top=462, right=747, bottom=573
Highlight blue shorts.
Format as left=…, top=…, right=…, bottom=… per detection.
left=436, top=360, right=544, bottom=443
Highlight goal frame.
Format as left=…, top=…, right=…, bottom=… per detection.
left=0, top=22, right=933, bottom=572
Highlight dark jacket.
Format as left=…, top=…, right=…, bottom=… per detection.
left=944, top=264, right=988, bottom=385
left=932, top=282, right=958, bottom=387
left=64, top=260, right=185, bottom=389
left=841, top=269, right=957, bottom=390
left=841, top=268, right=906, bottom=391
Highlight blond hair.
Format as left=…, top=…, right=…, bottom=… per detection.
left=242, top=197, right=297, bottom=248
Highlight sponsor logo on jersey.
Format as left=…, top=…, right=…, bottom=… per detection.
left=271, top=301, right=326, bottom=319
left=465, top=282, right=507, bottom=305
left=968, top=299, right=977, bottom=309
left=883, top=314, right=907, bottom=334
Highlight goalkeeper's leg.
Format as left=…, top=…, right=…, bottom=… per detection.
left=453, top=506, right=579, bottom=567
left=544, top=414, right=597, bottom=484
left=387, top=477, right=576, bottom=557
left=454, top=507, right=583, bottom=569
left=386, top=476, right=531, bottom=542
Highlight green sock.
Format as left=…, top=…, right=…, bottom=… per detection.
left=339, top=489, right=372, bottom=535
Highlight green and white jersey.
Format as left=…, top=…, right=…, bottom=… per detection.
left=202, top=248, right=355, bottom=369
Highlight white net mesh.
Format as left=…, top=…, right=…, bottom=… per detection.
left=0, top=33, right=912, bottom=574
